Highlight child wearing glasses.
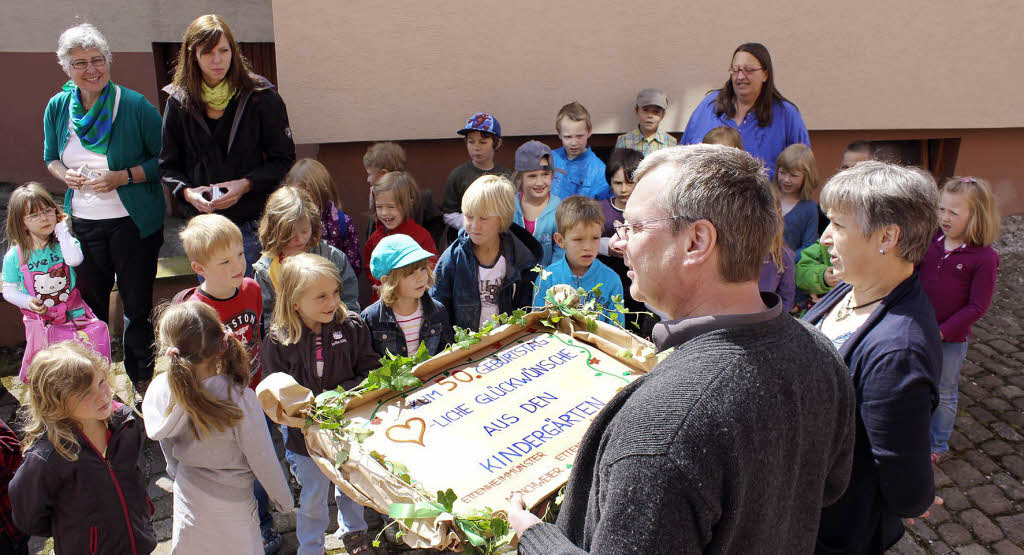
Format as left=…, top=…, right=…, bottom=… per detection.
left=1, top=182, right=91, bottom=381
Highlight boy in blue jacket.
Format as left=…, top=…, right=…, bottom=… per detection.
left=533, top=196, right=623, bottom=322
left=551, top=102, right=609, bottom=200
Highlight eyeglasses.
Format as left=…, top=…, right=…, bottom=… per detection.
left=612, top=215, right=690, bottom=242
left=728, top=66, right=763, bottom=76
left=25, top=209, right=56, bottom=223
left=69, top=57, right=107, bottom=71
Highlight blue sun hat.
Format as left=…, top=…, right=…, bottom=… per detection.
left=370, top=234, right=434, bottom=280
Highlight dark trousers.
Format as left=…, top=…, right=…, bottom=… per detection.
left=71, top=217, right=163, bottom=384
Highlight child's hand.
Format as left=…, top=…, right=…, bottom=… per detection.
left=824, top=267, right=840, bottom=287
left=28, top=298, right=47, bottom=314
left=83, top=169, right=125, bottom=193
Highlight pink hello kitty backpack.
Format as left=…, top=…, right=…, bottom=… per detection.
left=17, top=248, right=110, bottom=382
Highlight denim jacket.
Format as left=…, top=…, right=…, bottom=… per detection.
left=360, top=294, right=454, bottom=357
left=431, top=224, right=542, bottom=330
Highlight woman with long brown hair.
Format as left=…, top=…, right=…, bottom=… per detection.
left=159, top=14, right=295, bottom=277
left=681, top=42, right=810, bottom=178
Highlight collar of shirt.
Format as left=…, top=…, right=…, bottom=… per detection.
left=652, top=292, right=783, bottom=351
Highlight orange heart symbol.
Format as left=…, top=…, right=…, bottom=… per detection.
left=385, top=417, right=427, bottom=447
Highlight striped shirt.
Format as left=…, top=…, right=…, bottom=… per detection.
left=615, top=127, right=678, bottom=156
left=395, top=303, right=423, bottom=355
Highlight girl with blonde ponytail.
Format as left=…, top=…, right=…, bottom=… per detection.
left=142, top=301, right=293, bottom=553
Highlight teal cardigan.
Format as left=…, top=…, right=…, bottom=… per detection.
left=43, top=85, right=166, bottom=238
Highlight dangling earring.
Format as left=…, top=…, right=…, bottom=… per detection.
left=879, top=249, right=885, bottom=255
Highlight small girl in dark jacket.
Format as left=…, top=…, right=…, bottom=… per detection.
left=261, top=253, right=380, bottom=555
left=10, top=341, right=156, bottom=555
left=361, top=234, right=453, bottom=357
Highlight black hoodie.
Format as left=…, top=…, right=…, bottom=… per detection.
left=11, top=404, right=156, bottom=555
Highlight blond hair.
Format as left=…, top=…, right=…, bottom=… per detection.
left=258, top=186, right=322, bottom=257
left=773, top=144, right=819, bottom=201
left=378, top=258, right=435, bottom=306
left=155, top=302, right=248, bottom=439
left=363, top=142, right=407, bottom=172
left=284, top=158, right=339, bottom=212
left=271, top=253, right=348, bottom=345
left=701, top=127, right=744, bottom=149
left=373, top=172, right=419, bottom=221
left=462, top=175, right=516, bottom=231
left=21, top=341, right=115, bottom=461
left=555, top=101, right=592, bottom=132
left=767, top=190, right=786, bottom=273
left=5, top=182, right=61, bottom=264
left=939, top=177, right=1001, bottom=247
left=180, top=214, right=243, bottom=265
left=555, top=196, right=605, bottom=235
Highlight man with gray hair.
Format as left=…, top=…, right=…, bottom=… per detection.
left=508, top=144, right=856, bottom=553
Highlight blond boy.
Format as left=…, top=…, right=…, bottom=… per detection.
left=551, top=102, right=609, bottom=200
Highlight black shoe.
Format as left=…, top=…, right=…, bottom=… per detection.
left=262, top=526, right=282, bottom=554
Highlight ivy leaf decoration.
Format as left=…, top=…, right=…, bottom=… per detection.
left=437, top=488, right=457, bottom=513
left=334, top=449, right=349, bottom=468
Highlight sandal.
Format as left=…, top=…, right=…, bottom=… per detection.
left=341, top=530, right=381, bottom=555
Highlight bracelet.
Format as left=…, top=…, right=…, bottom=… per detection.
left=125, top=168, right=135, bottom=186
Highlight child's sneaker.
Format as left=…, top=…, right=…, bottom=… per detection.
left=261, top=526, right=282, bottom=554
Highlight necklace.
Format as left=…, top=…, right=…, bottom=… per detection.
left=833, top=293, right=885, bottom=322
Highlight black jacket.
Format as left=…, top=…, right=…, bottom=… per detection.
left=360, top=293, right=454, bottom=358
left=262, top=313, right=380, bottom=456
left=10, top=404, right=156, bottom=555
left=159, top=74, right=296, bottom=224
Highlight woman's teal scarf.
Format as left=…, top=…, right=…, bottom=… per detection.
left=63, top=80, right=116, bottom=155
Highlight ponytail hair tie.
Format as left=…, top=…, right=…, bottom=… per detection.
left=220, top=327, right=234, bottom=354
left=960, top=177, right=974, bottom=183
left=165, top=346, right=180, bottom=358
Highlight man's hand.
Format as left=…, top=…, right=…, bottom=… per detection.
left=904, top=496, right=943, bottom=526
left=183, top=187, right=215, bottom=213
left=209, top=178, right=252, bottom=211
left=507, top=493, right=543, bottom=538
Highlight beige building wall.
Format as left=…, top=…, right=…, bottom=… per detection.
left=272, top=0, right=1023, bottom=144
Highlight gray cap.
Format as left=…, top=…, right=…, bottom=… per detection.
left=636, top=88, right=668, bottom=110
left=515, top=140, right=566, bottom=173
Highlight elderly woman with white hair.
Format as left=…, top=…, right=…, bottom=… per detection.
left=43, top=23, right=165, bottom=394
left=805, top=161, right=943, bottom=554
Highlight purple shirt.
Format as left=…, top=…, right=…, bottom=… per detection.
left=758, top=247, right=795, bottom=312
left=599, top=198, right=624, bottom=238
left=919, top=232, right=999, bottom=343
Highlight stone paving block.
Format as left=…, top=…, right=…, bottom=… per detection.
left=991, top=472, right=1024, bottom=501
left=1014, top=397, right=1024, bottom=411
left=934, top=465, right=954, bottom=488
left=992, top=421, right=1024, bottom=442
left=997, top=385, right=1024, bottom=400
left=964, top=450, right=1001, bottom=474
left=956, top=415, right=995, bottom=443
left=938, top=487, right=971, bottom=511
left=153, top=516, right=172, bottom=542
left=996, top=513, right=1024, bottom=542
left=990, top=339, right=1019, bottom=355
left=1008, top=375, right=1024, bottom=388
left=1011, top=351, right=1024, bottom=363
left=924, top=505, right=952, bottom=525
left=959, top=508, right=1005, bottom=543
left=971, top=343, right=999, bottom=359
left=147, top=474, right=173, bottom=500
left=967, top=406, right=997, bottom=423
left=980, top=439, right=1016, bottom=458
left=961, top=382, right=990, bottom=401
left=892, top=533, right=927, bottom=554
left=1004, top=411, right=1024, bottom=429
left=942, top=459, right=987, bottom=487
left=967, top=484, right=1014, bottom=514
left=909, top=518, right=938, bottom=541
left=937, top=522, right=973, bottom=546
left=948, top=430, right=974, bottom=452
left=927, top=541, right=955, bottom=554
left=962, top=361, right=985, bottom=377
left=984, top=360, right=1018, bottom=377
left=955, top=544, right=992, bottom=555
left=981, top=397, right=1013, bottom=412
left=980, top=375, right=1007, bottom=389
left=994, top=538, right=1024, bottom=555
left=152, top=494, right=173, bottom=521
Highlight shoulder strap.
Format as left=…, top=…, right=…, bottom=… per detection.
left=172, top=286, right=197, bottom=304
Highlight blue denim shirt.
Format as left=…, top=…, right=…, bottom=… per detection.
left=360, top=294, right=453, bottom=357
left=431, top=225, right=542, bottom=331
left=681, top=91, right=810, bottom=178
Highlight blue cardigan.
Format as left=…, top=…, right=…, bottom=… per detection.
left=43, top=85, right=166, bottom=238
left=513, top=194, right=563, bottom=267
left=804, top=274, right=941, bottom=553
left=783, top=199, right=820, bottom=262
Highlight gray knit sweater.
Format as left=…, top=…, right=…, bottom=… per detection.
left=520, top=301, right=856, bottom=554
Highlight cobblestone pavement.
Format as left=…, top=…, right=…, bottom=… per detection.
left=890, top=215, right=1024, bottom=555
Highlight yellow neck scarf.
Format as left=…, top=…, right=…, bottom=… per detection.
left=201, top=79, right=235, bottom=111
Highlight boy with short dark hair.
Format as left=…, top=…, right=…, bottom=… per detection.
left=615, top=88, right=677, bottom=156
left=551, top=102, right=609, bottom=200
left=173, top=213, right=282, bottom=553
left=532, top=196, right=623, bottom=322
left=441, top=113, right=510, bottom=239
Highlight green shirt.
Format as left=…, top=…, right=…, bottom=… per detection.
left=43, top=85, right=165, bottom=238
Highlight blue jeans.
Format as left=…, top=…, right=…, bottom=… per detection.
left=254, top=416, right=277, bottom=533
left=930, top=341, right=968, bottom=453
left=286, top=450, right=367, bottom=554
left=238, top=220, right=261, bottom=279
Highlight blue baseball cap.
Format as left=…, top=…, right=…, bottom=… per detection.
left=370, top=234, right=434, bottom=280
left=457, top=112, right=502, bottom=139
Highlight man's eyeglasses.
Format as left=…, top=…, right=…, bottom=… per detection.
left=25, top=209, right=56, bottom=223
left=728, top=66, right=763, bottom=76
left=69, top=57, right=107, bottom=71
left=612, top=215, right=690, bottom=242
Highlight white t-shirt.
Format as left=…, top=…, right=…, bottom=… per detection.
left=477, top=255, right=505, bottom=329
left=394, top=302, right=423, bottom=355
left=62, top=86, right=130, bottom=220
